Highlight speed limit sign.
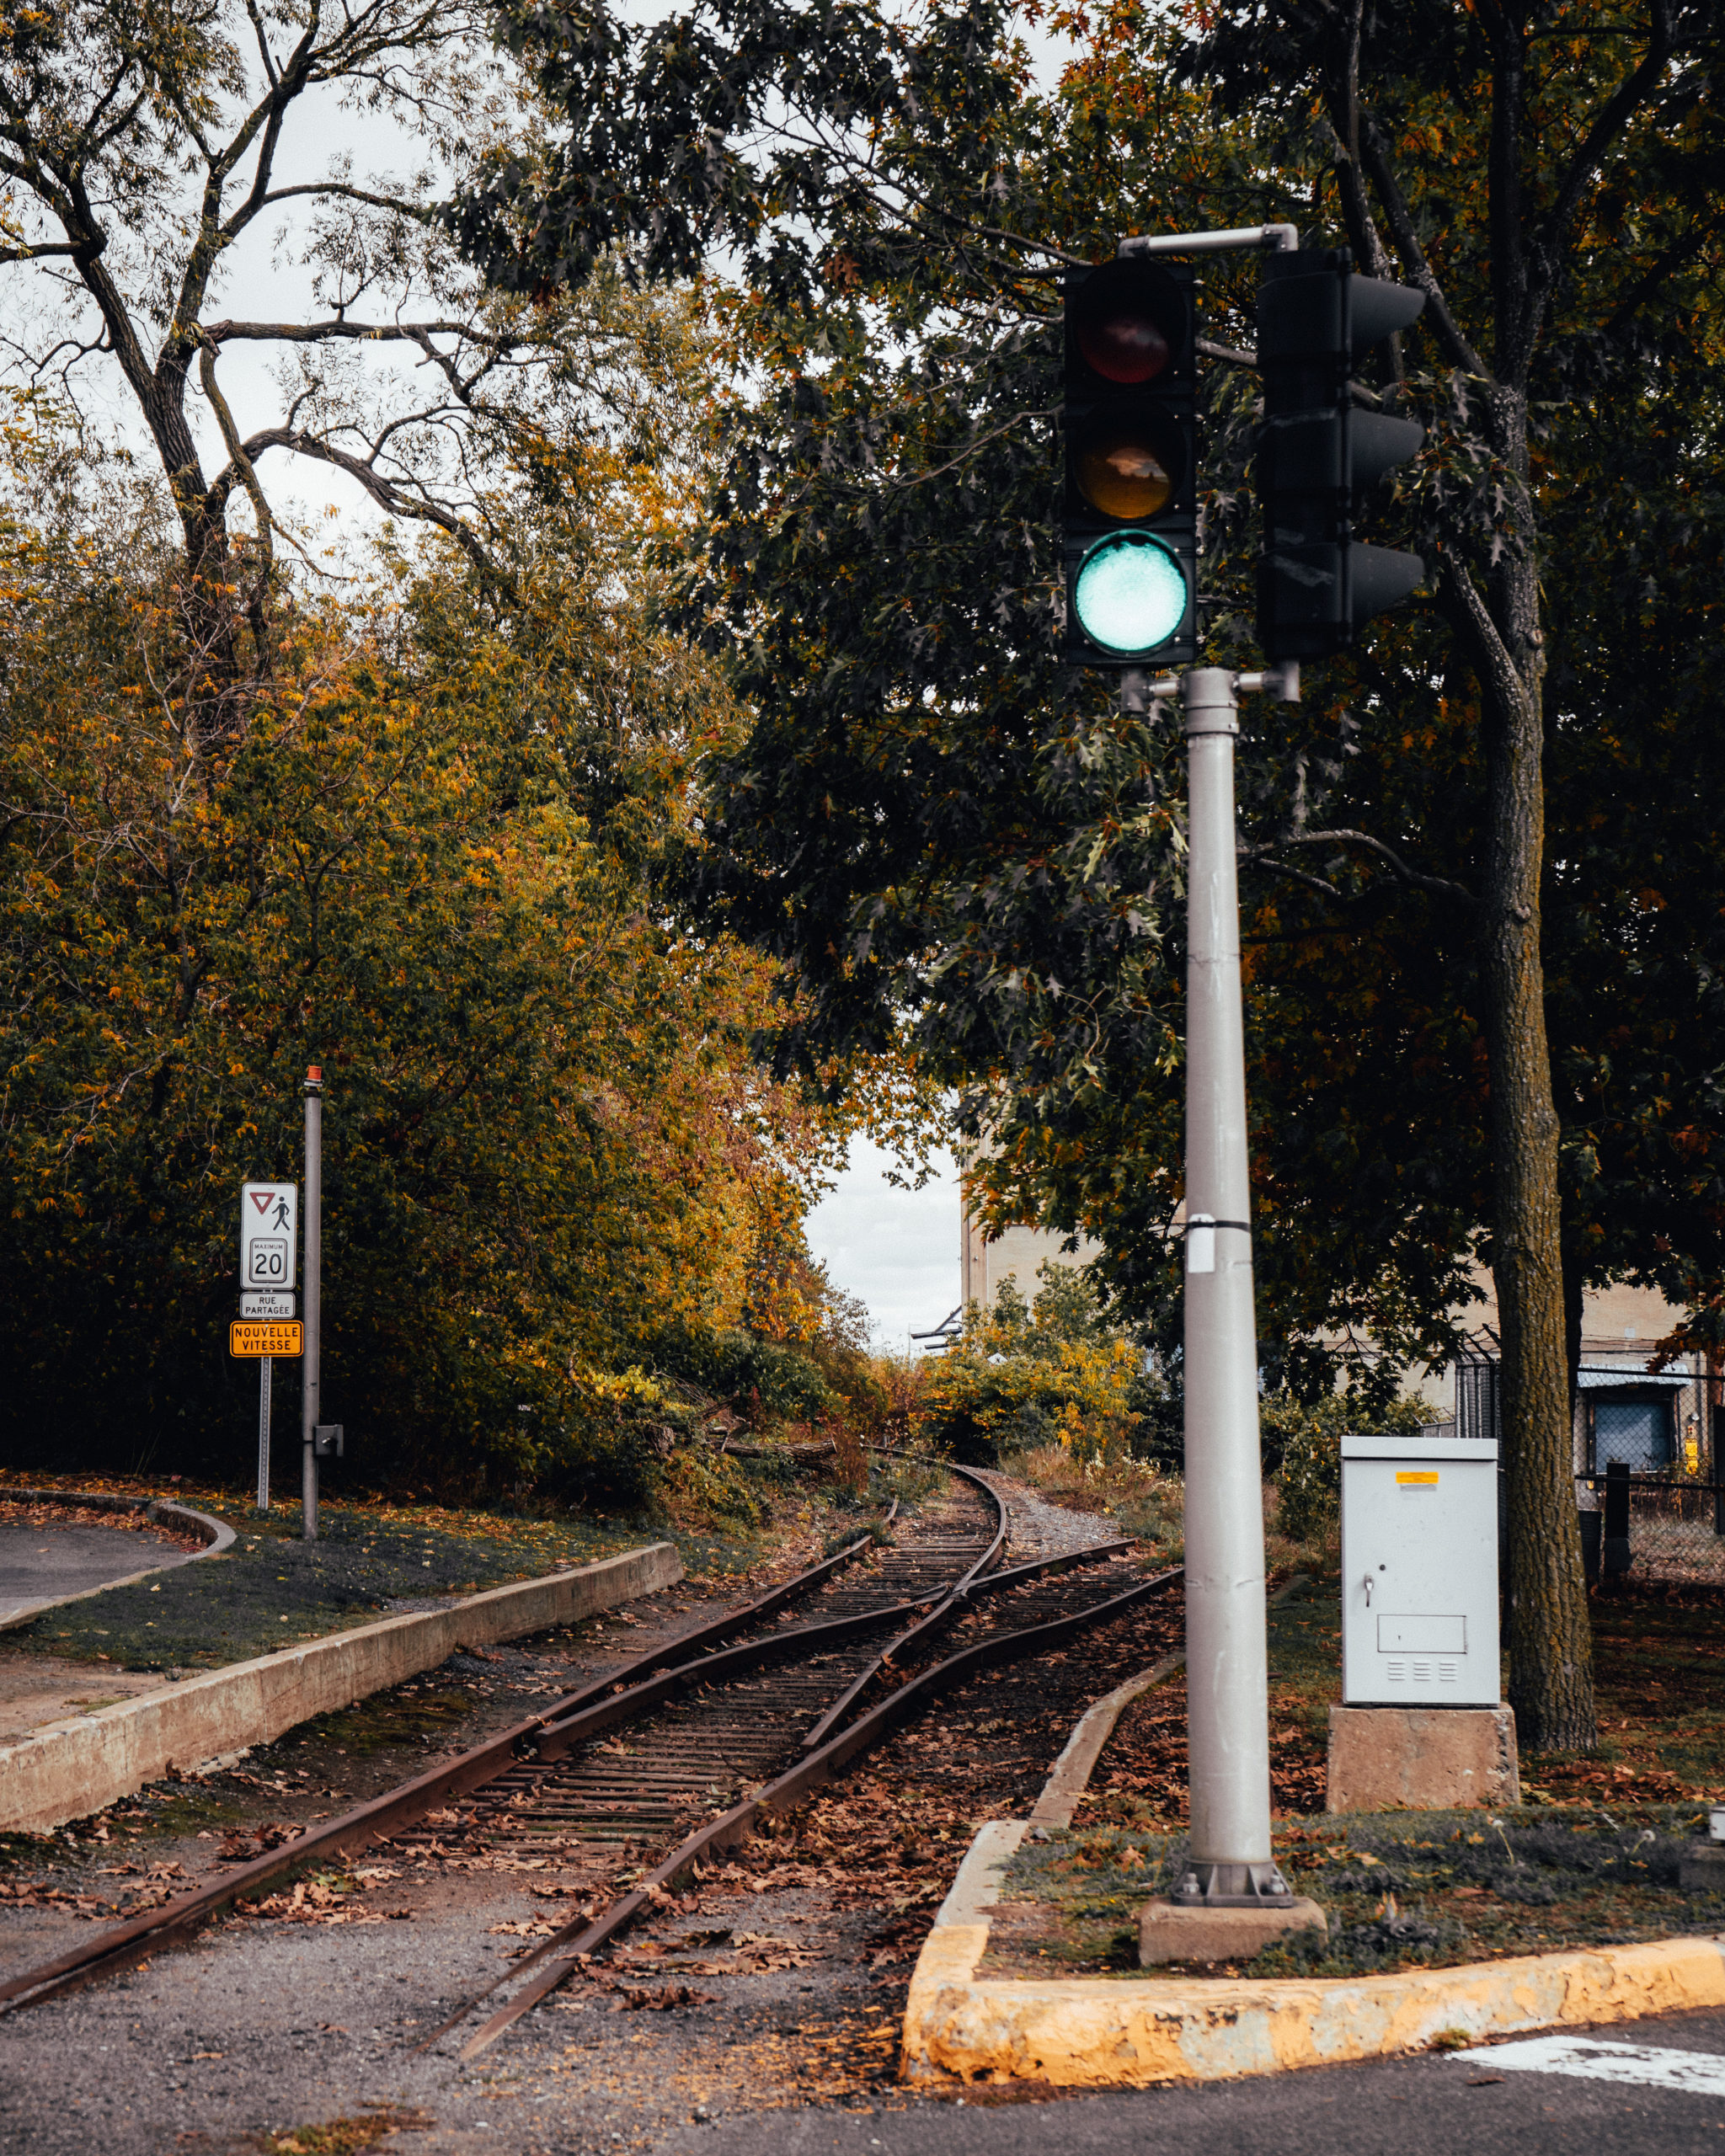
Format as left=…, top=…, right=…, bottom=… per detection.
left=241, top=1182, right=297, bottom=1290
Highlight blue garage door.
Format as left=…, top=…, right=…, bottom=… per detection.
left=1594, top=1397, right=1672, bottom=1472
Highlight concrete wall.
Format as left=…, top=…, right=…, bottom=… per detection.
left=959, top=1216, right=1103, bottom=1314
left=0, top=1540, right=681, bottom=1834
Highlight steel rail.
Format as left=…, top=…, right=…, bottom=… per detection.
left=440, top=1562, right=1184, bottom=2058
left=798, top=1540, right=1138, bottom=1751
left=941, top=1461, right=1007, bottom=1585
left=512, top=1589, right=943, bottom=1766
left=0, top=1507, right=909, bottom=2018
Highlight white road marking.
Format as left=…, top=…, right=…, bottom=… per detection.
left=1452, top=2035, right=1725, bottom=2095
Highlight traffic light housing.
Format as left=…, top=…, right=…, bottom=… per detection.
left=1062, top=259, right=1198, bottom=669
left=1255, top=248, right=1426, bottom=663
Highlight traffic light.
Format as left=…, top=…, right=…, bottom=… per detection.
left=1255, top=248, right=1426, bottom=663
left=1062, top=259, right=1197, bottom=669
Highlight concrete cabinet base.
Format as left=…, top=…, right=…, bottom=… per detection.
left=1327, top=1702, right=1519, bottom=1813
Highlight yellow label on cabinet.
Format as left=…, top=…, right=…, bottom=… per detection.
left=1396, top=1470, right=1439, bottom=1485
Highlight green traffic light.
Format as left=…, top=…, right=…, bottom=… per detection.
left=1072, top=531, right=1187, bottom=654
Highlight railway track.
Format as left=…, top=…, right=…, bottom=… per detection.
left=0, top=1463, right=1183, bottom=2063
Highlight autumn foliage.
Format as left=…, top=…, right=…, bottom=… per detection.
left=0, top=393, right=857, bottom=1493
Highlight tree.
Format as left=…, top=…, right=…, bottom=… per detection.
left=0, top=0, right=670, bottom=742
left=1175, top=0, right=1725, bottom=1749
left=0, top=386, right=857, bottom=1490
left=453, top=0, right=1725, bottom=1746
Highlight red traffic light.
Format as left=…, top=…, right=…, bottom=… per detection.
left=1070, top=260, right=1187, bottom=386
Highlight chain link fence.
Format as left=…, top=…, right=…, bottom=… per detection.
left=1573, top=1361, right=1723, bottom=1585
left=1430, top=1343, right=1725, bottom=1587
left=1575, top=1470, right=1725, bottom=1586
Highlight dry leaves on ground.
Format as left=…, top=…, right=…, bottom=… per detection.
left=0, top=1499, right=206, bottom=1552
left=218, top=1822, right=302, bottom=1861
left=243, top=1876, right=407, bottom=1926
left=0, top=1879, right=115, bottom=1919
left=257, top=2105, right=433, bottom=2154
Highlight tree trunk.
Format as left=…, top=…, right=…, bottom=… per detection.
left=1476, top=392, right=1597, bottom=1756
left=136, top=356, right=246, bottom=745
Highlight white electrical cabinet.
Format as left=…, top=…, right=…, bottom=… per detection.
left=1341, top=1433, right=1500, bottom=1707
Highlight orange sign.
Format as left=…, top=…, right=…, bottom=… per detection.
left=229, top=1320, right=303, bottom=1359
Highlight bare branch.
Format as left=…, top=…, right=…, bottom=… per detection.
left=202, top=314, right=500, bottom=345
left=1249, top=857, right=1346, bottom=902
left=1242, top=826, right=1475, bottom=905
left=245, top=0, right=283, bottom=89
left=1435, top=550, right=1531, bottom=730
left=1537, top=0, right=1672, bottom=308
left=243, top=423, right=510, bottom=591
left=231, top=179, right=439, bottom=237
left=198, top=335, right=273, bottom=583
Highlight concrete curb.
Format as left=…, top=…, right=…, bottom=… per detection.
left=0, top=1488, right=238, bottom=1633
left=1027, top=1571, right=1308, bottom=1830
left=902, top=1571, right=1724, bottom=2086
left=902, top=1837, right=1725, bottom=2084
left=0, top=1540, right=681, bottom=1834
left=1030, top=1654, right=1184, bottom=1828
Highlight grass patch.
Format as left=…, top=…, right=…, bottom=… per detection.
left=0, top=1458, right=919, bottom=1672
left=994, top=1805, right=1725, bottom=1977
left=1, top=1499, right=641, bottom=1672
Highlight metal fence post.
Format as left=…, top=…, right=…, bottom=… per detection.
left=1603, top=1458, right=1631, bottom=1579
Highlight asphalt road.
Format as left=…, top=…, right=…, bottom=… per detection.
left=660, top=2008, right=1725, bottom=2156
left=0, top=1524, right=194, bottom=1621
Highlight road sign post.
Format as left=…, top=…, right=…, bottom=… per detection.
left=240, top=1182, right=297, bottom=1513
left=302, top=1067, right=323, bottom=1543
left=258, top=1357, right=272, bottom=1510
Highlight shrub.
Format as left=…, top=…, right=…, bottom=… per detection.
left=532, top=1365, right=677, bottom=1512
left=916, top=1264, right=1140, bottom=1468
left=1264, top=1390, right=1439, bottom=1544
left=648, top=1323, right=832, bottom=1425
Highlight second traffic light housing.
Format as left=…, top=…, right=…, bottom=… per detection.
left=1062, top=259, right=1198, bottom=670
left=1256, top=248, right=1426, bottom=663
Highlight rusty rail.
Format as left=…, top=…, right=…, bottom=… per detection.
left=0, top=1506, right=905, bottom=2017
left=440, top=1562, right=1184, bottom=2057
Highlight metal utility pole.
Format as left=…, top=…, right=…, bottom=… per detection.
left=1174, top=667, right=1293, bottom=1907
left=302, top=1065, right=323, bottom=1542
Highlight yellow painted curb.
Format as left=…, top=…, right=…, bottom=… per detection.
left=901, top=1820, right=1725, bottom=2085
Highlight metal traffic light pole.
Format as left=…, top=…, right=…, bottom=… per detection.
left=1076, top=214, right=1423, bottom=1934
left=1102, top=216, right=1310, bottom=1921
left=1122, top=658, right=1298, bottom=1916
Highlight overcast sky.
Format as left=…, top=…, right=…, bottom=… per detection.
left=804, top=1140, right=962, bottom=1357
